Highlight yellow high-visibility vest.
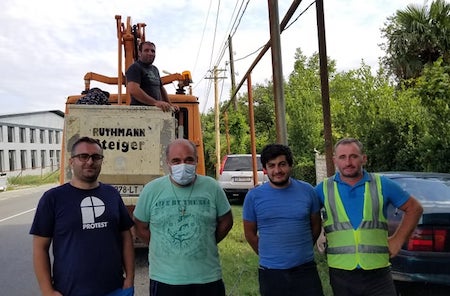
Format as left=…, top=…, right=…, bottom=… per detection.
left=323, top=173, right=389, bottom=270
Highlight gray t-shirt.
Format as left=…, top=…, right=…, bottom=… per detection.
left=126, top=61, right=162, bottom=105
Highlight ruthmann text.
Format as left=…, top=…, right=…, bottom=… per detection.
left=93, top=128, right=146, bottom=152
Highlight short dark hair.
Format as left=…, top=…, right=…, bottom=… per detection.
left=260, top=144, right=293, bottom=168
left=334, top=138, right=364, bottom=154
left=71, top=137, right=102, bottom=156
left=139, top=41, right=156, bottom=51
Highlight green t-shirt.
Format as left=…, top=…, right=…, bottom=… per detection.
left=133, top=175, right=231, bottom=284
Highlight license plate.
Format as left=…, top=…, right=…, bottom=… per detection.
left=234, top=177, right=252, bottom=182
left=112, top=185, right=143, bottom=196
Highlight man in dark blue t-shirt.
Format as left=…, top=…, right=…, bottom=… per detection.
left=30, top=137, right=135, bottom=296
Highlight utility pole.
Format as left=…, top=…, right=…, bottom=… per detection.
left=214, top=66, right=221, bottom=179
left=228, top=35, right=237, bottom=111
left=316, top=0, right=334, bottom=176
left=268, top=0, right=287, bottom=145
left=224, top=111, right=231, bottom=154
left=206, top=66, right=227, bottom=179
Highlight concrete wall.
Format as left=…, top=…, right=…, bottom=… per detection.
left=315, top=154, right=328, bottom=185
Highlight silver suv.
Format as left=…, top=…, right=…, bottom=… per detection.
left=218, top=154, right=268, bottom=201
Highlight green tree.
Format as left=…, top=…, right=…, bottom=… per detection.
left=248, top=82, right=278, bottom=149
left=381, top=0, right=450, bottom=82
left=285, top=49, right=330, bottom=182
left=201, top=112, right=220, bottom=177
left=414, top=58, right=450, bottom=172
left=329, top=62, right=428, bottom=172
left=201, top=44, right=442, bottom=179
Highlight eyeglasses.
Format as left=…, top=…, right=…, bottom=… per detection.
left=71, top=153, right=104, bottom=162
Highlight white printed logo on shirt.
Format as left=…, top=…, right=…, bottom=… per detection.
left=80, top=196, right=108, bottom=229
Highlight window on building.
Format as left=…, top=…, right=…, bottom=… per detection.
left=19, top=127, right=26, bottom=143
left=48, top=130, right=53, bottom=144
left=40, top=130, right=45, bottom=144
left=50, top=150, right=55, bottom=169
left=41, top=150, right=46, bottom=168
left=20, top=150, right=27, bottom=170
left=0, top=150, right=4, bottom=172
left=8, top=126, right=15, bottom=143
left=30, top=128, right=36, bottom=143
left=9, top=150, right=16, bottom=171
left=31, top=150, right=37, bottom=169
left=55, top=131, right=61, bottom=144
left=56, top=150, right=61, bottom=166
left=0, top=125, right=3, bottom=142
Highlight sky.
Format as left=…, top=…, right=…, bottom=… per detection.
left=0, top=0, right=421, bottom=115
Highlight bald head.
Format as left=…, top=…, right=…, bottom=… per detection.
left=165, top=139, right=198, bottom=161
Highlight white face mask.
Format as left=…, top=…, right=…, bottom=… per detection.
left=170, top=163, right=196, bottom=185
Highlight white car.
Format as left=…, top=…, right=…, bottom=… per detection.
left=218, top=154, right=268, bottom=202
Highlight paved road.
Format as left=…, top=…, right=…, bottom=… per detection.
left=0, top=184, right=149, bottom=295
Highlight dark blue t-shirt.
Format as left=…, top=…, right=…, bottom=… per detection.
left=30, top=183, right=134, bottom=296
left=126, top=60, right=163, bottom=105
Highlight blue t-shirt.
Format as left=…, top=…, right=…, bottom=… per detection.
left=315, top=171, right=410, bottom=229
left=133, top=175, right=231, bottom=285
left=242, top=178, right=321, bottom=269
left=30, top=183, right=134, bottom=296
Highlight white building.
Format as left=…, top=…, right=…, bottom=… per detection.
left=0, top=110, right=64, bottom=177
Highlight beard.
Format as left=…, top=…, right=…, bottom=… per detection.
left=82, top=174, right=100, bottom=183
left=268, top=175, right=290, bottom=187
left=340, top=167, right=362, bottom=179
left=79, top=167, right=101, bottom=183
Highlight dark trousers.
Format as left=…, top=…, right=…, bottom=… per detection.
left=149, top=279, right=225, bottom=296
left=329, top=267, right=397, bottom=296
left=258, top=261, right=324, bottom=296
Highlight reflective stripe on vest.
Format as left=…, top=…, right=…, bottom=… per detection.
left=323, top=173, right=389, bottom=270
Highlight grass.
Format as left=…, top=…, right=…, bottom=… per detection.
left=219, top=205, right=333, bottom=296
left=6, top=171, right=59, bottom=190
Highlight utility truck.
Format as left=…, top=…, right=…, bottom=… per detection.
left=60, top=15, right=205, bottom=245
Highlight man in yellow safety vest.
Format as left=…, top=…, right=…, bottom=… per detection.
left=315, top=138, right=423, bottom=296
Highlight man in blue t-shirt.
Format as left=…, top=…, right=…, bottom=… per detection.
left=243, top=144, right=324, bottom=296
left=30, top=137, right=135, bottom=296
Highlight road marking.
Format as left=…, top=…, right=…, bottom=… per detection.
left=0, top=208, right=36, bottom=223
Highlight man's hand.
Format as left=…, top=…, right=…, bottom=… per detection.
left=155, top=101, right=175, bottom=112
left=387, top=236, right=404, bottom=258
left=316, top=228, right=327, bottom=254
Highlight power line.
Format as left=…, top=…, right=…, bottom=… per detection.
left=201, top=0, right=316, bottom=112
left=232, top=1, right=315, bottom=65
left=213, top=0, right=250, bottom=66
left=230, top=0, right=251, bottom=38
left=208, top=0, right=222, bottom=72
left=204, top=0, right=246, bottom=113
left=191, top=0, right=214, bottom=75
left=285, top=0, right=315, bottom=30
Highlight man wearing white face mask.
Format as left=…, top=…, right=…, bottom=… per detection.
left=133, top=139, right=233, bottom=296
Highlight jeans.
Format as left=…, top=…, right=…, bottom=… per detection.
left=329, top=266, right=397, bottom=296
left=149, top=279, right=225, bottom=296
left=258, top=261, right=324, bottom=296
